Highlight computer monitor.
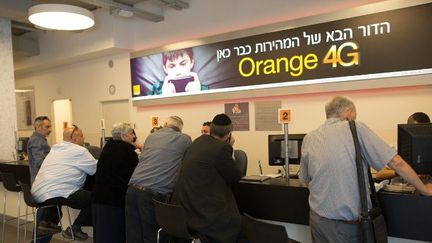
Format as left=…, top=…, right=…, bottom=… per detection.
left=268, top=134, right=305, bottom=166
left=17, top=137, right=29, bottom=154
left=398, top=123, right=432, bottom=175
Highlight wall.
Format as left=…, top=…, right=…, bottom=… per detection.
left=15, top=50, right=432, bottom=175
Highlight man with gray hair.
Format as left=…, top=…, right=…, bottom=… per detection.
left=299, top=96, right=432, bottom=243
left=28, top=116, right=52, bottom=183
left=125, top=116, right=192, bottom=243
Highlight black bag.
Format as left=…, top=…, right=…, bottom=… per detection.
left=349, top=121, right=388, bottom=243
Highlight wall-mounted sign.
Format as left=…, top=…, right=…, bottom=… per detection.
left=131, top=3, right=432, bottom=101
left=151, top=116, right=159, bottom=127
left=224, top=102, right=249, bottom=131
left=15, top=87, right=36, bottom=130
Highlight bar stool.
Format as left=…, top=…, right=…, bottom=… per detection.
left=19, top=182, right=75, bottom=243
left=1, top=172, right=24, bottom=243
left=153, top=199, right=199, bottom=243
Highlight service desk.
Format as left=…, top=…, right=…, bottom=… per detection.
left=233, top=178, right=309, bottom=225
left=234, top=177, right=432, bottom=243
left=379, top=191, right=432, bottom=242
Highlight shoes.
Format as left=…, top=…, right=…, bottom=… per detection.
left=62, top=226, right=89, bottom=241
left=37, top=221, right=62, bottom=234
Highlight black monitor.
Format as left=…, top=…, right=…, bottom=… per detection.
left=18, top=137, right=29, bottom=154
left=268, top=134, right=305, bottom=166
left=398, top=124, right=432, bottom=175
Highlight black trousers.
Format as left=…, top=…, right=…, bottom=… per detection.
left=92, top=203, right=125, bottom=243
left=42, top=189, right=92, bottom=227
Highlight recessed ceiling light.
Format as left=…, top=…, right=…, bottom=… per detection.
left=28, top=4, right=95, bottom=31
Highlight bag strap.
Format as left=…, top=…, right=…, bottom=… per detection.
left=348, top=120, right=369, bottom=220
left=348, top=121, right=380, bottom=209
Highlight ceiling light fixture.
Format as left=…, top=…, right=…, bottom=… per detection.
left=28, top=4, right=95, bottom=31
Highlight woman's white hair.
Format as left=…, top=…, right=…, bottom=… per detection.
left=325, top=96, right=355, bottom=119
left=111, top=122, right=133, bottom=140
left=165, top=116, right=184, bottom=131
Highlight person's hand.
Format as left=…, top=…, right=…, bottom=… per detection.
left=185, top=72, right=201, bottom=92
left=228, top=134, right=235, bottom=146
left=161, top=78, right=176, bottom=95
left=422, top=183, right=432, bottom=196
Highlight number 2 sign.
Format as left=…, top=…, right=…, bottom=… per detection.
left=278, top=109, right=291, bottom=124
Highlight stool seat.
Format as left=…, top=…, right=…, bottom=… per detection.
left=1, top=173, right=21, bottom=192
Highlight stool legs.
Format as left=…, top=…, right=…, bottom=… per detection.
left=24, top=205, right=28, bottom=243
left=1, top=190, right=6, bottom=243
left=16, top=192, right=21, bottom=243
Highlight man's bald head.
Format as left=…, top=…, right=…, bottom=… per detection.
left=63, top=125, right=85, bottom=146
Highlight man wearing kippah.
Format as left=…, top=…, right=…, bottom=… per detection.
left=175, top=113, right=245, bottom=243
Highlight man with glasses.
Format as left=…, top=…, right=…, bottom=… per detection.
left=31, top=125, right=97, bottom=241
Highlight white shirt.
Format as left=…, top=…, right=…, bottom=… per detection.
left=31, top=141, right=97, bottom=203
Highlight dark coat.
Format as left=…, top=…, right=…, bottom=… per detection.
left=176, top=135, right=243, bottom=243
left=92, top=139, right=139, bottom=208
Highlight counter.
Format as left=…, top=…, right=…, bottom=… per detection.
left=0, top=160, right=30, bottom=185
left=234, top=177, right=432, bottom=242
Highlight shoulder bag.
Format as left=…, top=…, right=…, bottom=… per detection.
left=348, top=120, right=388, bottom=243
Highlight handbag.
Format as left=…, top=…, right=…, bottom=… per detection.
left=348, top=121, right=388, bottom=243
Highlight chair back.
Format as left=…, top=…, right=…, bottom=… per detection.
left=244, top=214, right=300, bottom=243
left=86, top=145, right=102, bottom=160
left=19, top=182, right=38, bottom=207
left=153, top=199, right=194, bottom=240
left=234, top=149, right=248, bottom=176
left=0, top=172, right=21, bottom=192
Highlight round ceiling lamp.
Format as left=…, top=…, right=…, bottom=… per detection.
left=28, top=4, right=95, bottom=31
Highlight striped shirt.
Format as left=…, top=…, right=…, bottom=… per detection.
left=299, top=118, right=396, bottom=221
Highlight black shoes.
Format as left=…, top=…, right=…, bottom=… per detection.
left=37, top=221, right=62, bottom=234
left=62, top=226, right=89, bottom=241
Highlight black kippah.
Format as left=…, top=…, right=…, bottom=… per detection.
left=212, top=113, right=231, bottom=126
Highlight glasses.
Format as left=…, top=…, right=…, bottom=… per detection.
left=70, top=125, right=79, bottom=139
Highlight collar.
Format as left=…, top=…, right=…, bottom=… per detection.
left=325, top=117, right=345, bottom=125
left=32, top=131, right=47, bottom=140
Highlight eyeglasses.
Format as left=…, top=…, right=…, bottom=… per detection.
left=70, top=125, right=79, bottom=139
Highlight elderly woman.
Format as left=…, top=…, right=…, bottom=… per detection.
left=92, top=123, right=139, bottom=243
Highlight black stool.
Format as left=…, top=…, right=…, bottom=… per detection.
left=1, top=172, right=26, bottom=243
left=19, top=183, right=74, bottom=242
left=153, top=199, right=199, bottom=243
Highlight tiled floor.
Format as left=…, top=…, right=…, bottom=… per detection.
left=0, top=221, right=93, bottom=243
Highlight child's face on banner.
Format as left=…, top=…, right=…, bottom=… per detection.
left=163, top=54, right=194, bottom=78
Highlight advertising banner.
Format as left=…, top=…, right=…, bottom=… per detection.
left=131, top=3, right=432, bottom=100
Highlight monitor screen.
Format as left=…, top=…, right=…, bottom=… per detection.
left=268, top=134, right=305, bottom=166
left=398, top=124, right=432, bottom=175
left=18, top=137, right=29, bottom=154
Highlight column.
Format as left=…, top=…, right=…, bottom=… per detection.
left=0, top=18, right=18, bottom=161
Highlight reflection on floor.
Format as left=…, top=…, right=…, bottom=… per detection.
left=0, top=220, right=93, bottom=243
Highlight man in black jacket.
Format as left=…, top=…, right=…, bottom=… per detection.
left=176, top=113, right=244, bottom=243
